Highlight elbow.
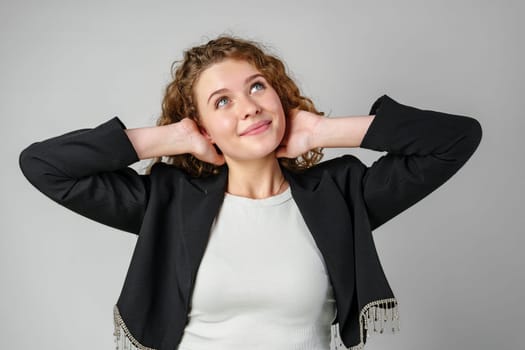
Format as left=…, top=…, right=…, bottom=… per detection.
left=452, top=116, right=483, bottom=165
left=433, top=115, right=483, bottom=165
left=19, top=143, right=62, bottom=195
left=471, top=117, right=483, bottom=149
left=19, top=144, right=40, bottom=185
left=464, top=116, right=483, bottom=158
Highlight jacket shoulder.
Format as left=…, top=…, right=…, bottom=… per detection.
left=307, top=154, right=366, bottom=177
left=148, top=162, right=200, bottom=185
left=286, top=154, right=367, bottom=191
left=148, top=162, right=227, bottom=194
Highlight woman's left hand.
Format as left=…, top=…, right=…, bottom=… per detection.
left=276, top=108, right=323, bottom=158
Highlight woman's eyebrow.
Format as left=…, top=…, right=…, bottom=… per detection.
left=207, top=73, right=265, bottom=105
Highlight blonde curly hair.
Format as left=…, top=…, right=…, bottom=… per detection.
left=148, top=34, right=325, bottom=177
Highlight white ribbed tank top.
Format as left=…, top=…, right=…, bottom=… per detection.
left=177, top=186, right=337, bottom=350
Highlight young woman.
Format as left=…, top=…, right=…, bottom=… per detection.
left=19, top=35, right=482, bottom=350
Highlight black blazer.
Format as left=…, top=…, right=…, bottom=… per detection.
left=19, top=94, right=482, bottom=349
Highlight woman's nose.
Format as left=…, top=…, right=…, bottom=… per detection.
left=238, top=95, right=261, bottom=119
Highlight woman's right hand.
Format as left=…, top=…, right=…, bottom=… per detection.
left=178, top=118, right=225, bottom=165
left=125, top=118, right=225, bottom=165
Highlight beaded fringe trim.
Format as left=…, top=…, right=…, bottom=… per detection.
left=113, top=305, right=156, bottom=350
left=331, top=298, right=400, bottom=350
left=113, top=299, right=399, bottom=350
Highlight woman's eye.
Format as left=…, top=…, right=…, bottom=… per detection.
left=215, top=82, right=265, bottom=109
left=216, top=97, right=229, bottom=108
left=251, top=81, right=265, bottom=93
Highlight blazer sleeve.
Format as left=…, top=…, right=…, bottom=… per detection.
left=19, top=117, right=150, bottom=235
left=358, top=94, right=483, bottom=231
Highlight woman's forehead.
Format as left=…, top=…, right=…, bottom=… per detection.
left=199, top=58, right=261, bottom=86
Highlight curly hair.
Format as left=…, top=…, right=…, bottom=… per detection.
left=148, top=34, right=325, bottom=177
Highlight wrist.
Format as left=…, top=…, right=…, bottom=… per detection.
left=311, top=116, right=328, bottom=149
left=172, top=118, right=200, bottom=155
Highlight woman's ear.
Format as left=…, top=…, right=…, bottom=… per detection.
left=199, top=126, right=222, bottom=154
left=199, top=126, right=214, bottom=144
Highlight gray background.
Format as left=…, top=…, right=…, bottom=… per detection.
left=1, top=0, right=523, bottom=349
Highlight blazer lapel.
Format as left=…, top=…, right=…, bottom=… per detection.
left=283, top=167, right=356, bottom=328
left=178, top=167, right=228, bottom=305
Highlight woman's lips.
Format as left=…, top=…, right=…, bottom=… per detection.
left=240, top=120, right=271, bottom=136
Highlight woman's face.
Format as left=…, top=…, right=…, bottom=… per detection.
left=193, top=58, right=286, bottom=164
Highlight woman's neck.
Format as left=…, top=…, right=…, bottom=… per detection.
left=225, top=156, right=288, bottom=199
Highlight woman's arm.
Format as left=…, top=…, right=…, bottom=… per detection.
left=278, top=95, right=483, bottom=231
left=124, top=118, right=224, bottom=165
left=19, top=117, right=222, bottom=234
left=312, top=115, right=376, bottom=148
left=276, top=111, right=375, bottom=157
left=19, top=117, right=150, bottom=234
left=355, top=95, right=482, bottom=230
